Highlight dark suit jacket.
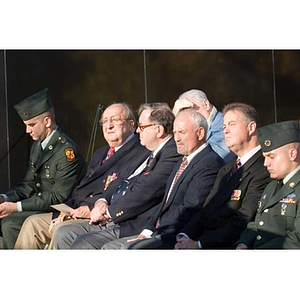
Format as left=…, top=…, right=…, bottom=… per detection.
left=238, top=169, right=300, bottom=248
left=64, top=134, right=150, bottom=213
left=145, top=144, right=224, bottom=246
left=181, top=149, right=271, bottom=248
left=103, top=137, right=182, bottom=238
left=6, top=127, right=87, bottom=211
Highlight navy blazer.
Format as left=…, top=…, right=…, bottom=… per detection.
left=104, top=137, right=182, bottom=238
left=181, top=149, right=271, bottom=248
left=145, top=144, right=224, bottom=246
left=62, top=134, right=150, bottom=215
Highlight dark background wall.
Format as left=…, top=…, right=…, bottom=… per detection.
left=0, top=50, right=299, bottom=191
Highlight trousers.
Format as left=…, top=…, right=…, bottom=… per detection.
left=14, top=213, right=88, bottom=249
left=53, top=220, right=121, bottom=249
left=102, top=234, right=165, bottom=249
left=1, top=211, right=43, bottom=249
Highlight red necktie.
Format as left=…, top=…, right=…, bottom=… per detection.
left=102, top=147, right=115, bottom=164
left=230, top=158, right=241, bottom=177
left=171, top=157, right=188, bottom=189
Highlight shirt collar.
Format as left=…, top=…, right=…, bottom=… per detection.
left=238, top=145, right=261, bottom=166
left=184, top=143, right=208, bottom=164
left=41, top=127, right=57, bottom=149
left=152, top=136, right=172, bottom=158
left=114, top=133, right=135, bottom=152
left=207, top=105, right=217, bottom=127
left=283, top=165, right=300, bottom=185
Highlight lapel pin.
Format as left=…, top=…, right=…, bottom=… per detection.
left=290, top=182, right=295, bottom=188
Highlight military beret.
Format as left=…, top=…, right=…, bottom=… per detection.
left=14, top=88, right=53, bottom=121
left=258, top=120, right=300, bottom=152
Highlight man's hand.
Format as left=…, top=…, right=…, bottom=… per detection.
left=70, top=205, right=91, bottom=219
left=127, top=234, right=147, bottom=243
left=89, top=200, right=110, bottom=225
left=174, top=236, right=198, bottom=249
left=0, top=202, right=18, bottom=218
left=236, top=243, right=249, bottom=250
left=172, top=99, right=194, bottom=115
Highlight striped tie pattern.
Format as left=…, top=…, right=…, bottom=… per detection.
left=229, top=158, right=241, bottom=177
left=156, top=157, right=188, bottom=228
left=102, top=147, right=115, bottom=164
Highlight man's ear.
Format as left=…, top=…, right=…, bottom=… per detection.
left=289, top=147, right=298, bottom=162
left=248, top=121, right=257, bottom=135
left=197, top=127, right=206, bottom=141
left=156, top=124, right=165, bottom=138
left=44, top=116, right=52, bottom=128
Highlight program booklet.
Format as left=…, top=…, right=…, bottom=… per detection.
left=51, top=203, right=73, bottom=214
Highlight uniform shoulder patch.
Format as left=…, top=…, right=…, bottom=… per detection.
left=65, top=147, right=76, bottom=162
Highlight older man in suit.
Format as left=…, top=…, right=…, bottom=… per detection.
left=14, top=102, right=150, bottom=249
left=173, top=89, right=234, bottom=163
left=102, top=108, right=224, bottom=249
left=174, top=102, right=271, bottom=249
left=0, top=88, right=86, bottom=249
left=236, top=120, right=300, bottom=249
left=53, top=103, right=181, bottom=249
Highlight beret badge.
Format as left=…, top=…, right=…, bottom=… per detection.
left=264, top=140, right=271, bottom=147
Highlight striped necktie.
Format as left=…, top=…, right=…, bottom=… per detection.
left=102, top=147, right=115, bottom=164
left=229, top=158, right=241, bottom=177
left=156, top=157, right=188, bottom=228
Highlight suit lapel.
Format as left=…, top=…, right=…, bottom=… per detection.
left=162, top=145, right=211, bottom=211
left=203, top=150, right=262, bottom=214
left=86, top=135, right=149, bottom=183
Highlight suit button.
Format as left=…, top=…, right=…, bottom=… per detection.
left=37, top=192, right=42, bottom=196
left=264, top=209, right=269, bottom=213
left=256, top=235, right=262, bottom=240
left=259, top=221, right=264, bottom=226
left=89, top=194, right=93, bottom=198
left=36, top=183, right=41, bottom=187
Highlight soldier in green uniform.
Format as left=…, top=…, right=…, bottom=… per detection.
left=236, top=120, right=300, bottom=249
left=0, top=88, right=86, bottom=248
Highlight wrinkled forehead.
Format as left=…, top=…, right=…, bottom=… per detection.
left=224, top=109, right=246, bottom=122
left=102, top=104, right=126, bottom=119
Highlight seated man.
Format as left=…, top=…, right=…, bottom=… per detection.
left=14, top=102, right=150, bottom=249
left=0, top=88, right=86, bottom=249
left=236, top=120, right=300, bottom=249
left=102, top=108, right=224, bottom=249
left=173, top=89, right=235, bottom=162
left=174, top=102, right=271, bottom=249
left=52, top=103, right=182, bottom=249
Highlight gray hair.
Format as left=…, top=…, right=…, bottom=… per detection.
left=137, top=102, right=170, bottom=116
left=178, top=89, right=211, bottom=106
left=176, top=108, right=208, bottom=135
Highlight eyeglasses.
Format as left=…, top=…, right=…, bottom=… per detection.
left=138, top=123, right=156, bottom=132
left=100, top=118, right=127, bottom=127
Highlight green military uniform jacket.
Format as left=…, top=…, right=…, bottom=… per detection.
left=6, top=127, right=86, bottom=211
left=238, top=169, right=300, bottom=249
